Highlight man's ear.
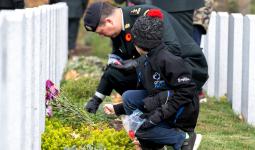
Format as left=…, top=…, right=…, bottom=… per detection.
left=105, top=18, right=113, bottom=25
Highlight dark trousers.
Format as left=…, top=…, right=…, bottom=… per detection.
left=170, top=10, right=194, bottom=37
left=96, top=67, right=138, bottom=96
left=122, top=90, right=186, bottom=150
left=68, top=18, right=80, bottom=50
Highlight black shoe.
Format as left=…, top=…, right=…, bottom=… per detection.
left=181, top=132, right=202, bottom=150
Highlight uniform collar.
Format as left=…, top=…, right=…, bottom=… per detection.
left=121, top=7, right=133, bottom=32
left=120, top=8, right=125, bottom=31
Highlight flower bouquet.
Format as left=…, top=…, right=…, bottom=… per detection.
left=45, top=80, right=94, bottom=125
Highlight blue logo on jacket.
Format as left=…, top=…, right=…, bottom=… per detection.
left=153, top=72, right=167, bottom=89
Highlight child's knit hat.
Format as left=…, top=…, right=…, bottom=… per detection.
left=131, top=9, right=164, bottom=50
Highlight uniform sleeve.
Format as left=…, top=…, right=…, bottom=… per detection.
left=114, top=0, right=126, bottom=4
left=129, top=0, right=146, bottom=5
left=13, top=0, right=24, bottom=9
left=148, top=54, right=197, bottom=124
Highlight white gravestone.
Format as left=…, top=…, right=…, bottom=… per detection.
left=3, top=11, right=25, bottom=150
left=215, top=12, right=229, bottom=99
left=242, top=15, right=255, bottom=126
left=227, top=13, right=243, bottom=114
left=32, top=8, right=42, bottom=150
left=205, top=11, right=217, bottom=97
left=23, top=8, right=34, bottom=150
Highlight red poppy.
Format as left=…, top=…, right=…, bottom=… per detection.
left=129, top=130, right=135, bottom=139
left=125, top=33, right=132, bottom=42
left=147, top=9, right=164, bottom=20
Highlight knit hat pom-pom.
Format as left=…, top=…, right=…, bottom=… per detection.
left=146, top=9, right=164, bottom=20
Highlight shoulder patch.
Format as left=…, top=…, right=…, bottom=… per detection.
left=177, top=76, right=191, bottom=83
left=130, top=8, right=141, bottom=15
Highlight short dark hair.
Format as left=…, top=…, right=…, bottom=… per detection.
left=98, top=2, right=116, bottom=26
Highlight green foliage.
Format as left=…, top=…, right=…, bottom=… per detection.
left=42, top=118, right=133, bottom=150
left=84, top=32, right=112, bottom=59
left=50, top=95, right=94, bottom=127
left=61, top=77, right=99, bottom=105
left=251, top=0, right=255, bottom=14
left=53, top=77, right=114, bottom=127
left=228, top=0, right=238, bottom=13
left=65, top=56, right=106, bottom=77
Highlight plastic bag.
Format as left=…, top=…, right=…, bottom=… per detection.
left=122, top=109, right=145, bottom=139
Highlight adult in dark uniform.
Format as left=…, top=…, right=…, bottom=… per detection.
left=83, top=2, right=208, bottom=115
left=50, top=0, right=88, bottom=53
left=114, top=0, right=145, bottom=6
left=114, top=0, right=204, bottom=36
left=0, top=0, right=24, bottom=10
left=148, top=0, right=204, bottom=37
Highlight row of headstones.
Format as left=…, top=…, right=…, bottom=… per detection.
left=0, top=3, right=68, bottom=150
left=202, top=11, right=255, bottom=126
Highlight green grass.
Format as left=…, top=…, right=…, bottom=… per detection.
left=84, top=31, right=112, bottom=59
left=197, top=98, right=255, bottom=150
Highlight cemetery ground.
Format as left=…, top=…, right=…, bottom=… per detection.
left=41, top=33, right=255, bottom=150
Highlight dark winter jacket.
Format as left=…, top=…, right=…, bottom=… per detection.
left=114, top=0, right=145, bottom=6
left=137, top=43, right=199, bottom=132
left=149, top=0, right=204, bottom=12
left=0, top=0, right=24, bottom=9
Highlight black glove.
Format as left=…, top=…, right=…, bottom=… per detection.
left=143, top=90, right=172, bottom=112
left=138, top=113, right=156, bottom=130
left=143, top=96, right=160, bottom=112
left=14, top=1, right=25, bottom=9
left=85, top=96, right=102, bottom=114
left=110, top=59, right=138, bottom=72
left=139, top=113, right=157, bottom=129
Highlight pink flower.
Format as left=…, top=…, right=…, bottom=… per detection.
left=46, top=105, right=53, bottom=117
left=45, top=80, right=59, bottom=101
left=45, top=80, right=60, bottom=117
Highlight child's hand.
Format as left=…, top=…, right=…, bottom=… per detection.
left=103, top=104, right=115, bottom=115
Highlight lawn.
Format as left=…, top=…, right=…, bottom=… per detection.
left=197, top=98, right=255, bottom=150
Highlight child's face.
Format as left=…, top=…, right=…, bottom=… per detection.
left=135, top=45, right=147, bottom=55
